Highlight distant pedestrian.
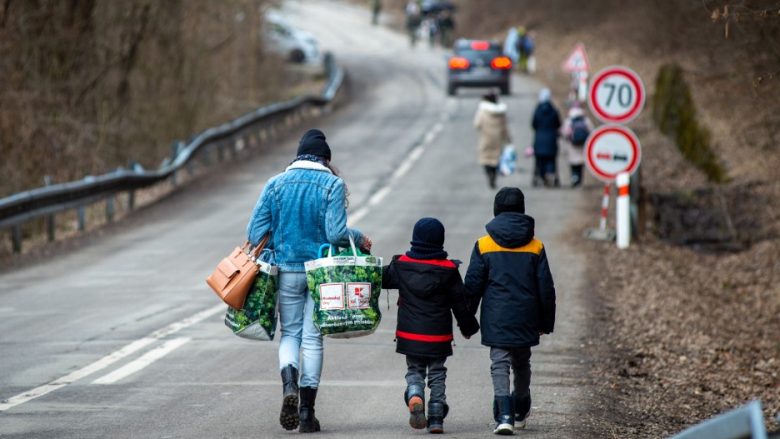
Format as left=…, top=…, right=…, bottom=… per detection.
left=464, top=187, right=556, bottom=434
left=382, top=218, right=480, bottom=434
left=247, top=129, right=372, bottom=433
left=503, top=27, right=520, bottom=65
left=474, top=92, right=512, bottom=189
left=531, top=88, right=561, bottom=187
left=438, top=10, right=455, bottom=47
left=561, top=106, right=593, bottom=187
left=519, top=31, right=536, bottom=74
left=405, top=1, right=422, bottom=47
left=371, top=0, right=382, bottom=25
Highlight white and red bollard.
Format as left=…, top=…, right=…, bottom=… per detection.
left=616, top=172, right=630, bottom=249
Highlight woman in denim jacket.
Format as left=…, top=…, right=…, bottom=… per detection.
left=247, top=129, right=370, bottom=433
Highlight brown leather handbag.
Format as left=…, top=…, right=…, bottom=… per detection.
left=206, top=235, right=270, bottom=309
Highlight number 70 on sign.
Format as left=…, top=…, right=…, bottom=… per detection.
left=588, top=66, right=646, bottom=124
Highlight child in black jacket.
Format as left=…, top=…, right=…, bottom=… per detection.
left=382, top=217, right=480, bottom=434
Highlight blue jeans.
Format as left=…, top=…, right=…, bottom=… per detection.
left=278, top=272, right=323, bottom=388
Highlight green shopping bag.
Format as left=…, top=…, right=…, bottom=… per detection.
left=224, top=257, right=278, bottom=341
left=304, top=236, right=383, bottom=338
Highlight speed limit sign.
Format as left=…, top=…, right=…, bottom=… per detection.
left=588, top=66, right=645, bottom=124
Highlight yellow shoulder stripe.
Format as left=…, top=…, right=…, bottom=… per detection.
left=478, top=235, right=543, bottom=255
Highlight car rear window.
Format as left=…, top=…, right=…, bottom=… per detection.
left=456, top=49, right=501, bottom=62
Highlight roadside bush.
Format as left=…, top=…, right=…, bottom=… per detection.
left=653, top=64, right=727, bottom=183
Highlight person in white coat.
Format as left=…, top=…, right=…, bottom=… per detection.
left=560, top=106, right=593, bottom=187
left=474, top=93, right=512, bottom=189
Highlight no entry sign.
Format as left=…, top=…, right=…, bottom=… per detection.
left=588, top=66, right=645, bottom=124
left=585, top=125, right=642, bottom=182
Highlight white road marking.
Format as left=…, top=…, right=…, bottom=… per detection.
left=367, top=186, right=392, bottom=207
left=0, top=304, right=223, bottom=412
left=93, top=337, right=191, bottom=385
left=347, top=117, right=446, bottom=228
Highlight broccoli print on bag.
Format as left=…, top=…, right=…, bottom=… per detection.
left=306, top=251, right=383, bottom=339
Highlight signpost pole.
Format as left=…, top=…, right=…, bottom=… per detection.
left=599, top=183, right=611, bottom=232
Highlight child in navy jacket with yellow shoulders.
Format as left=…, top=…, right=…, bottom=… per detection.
left=465, top=187, right=556, bottom=434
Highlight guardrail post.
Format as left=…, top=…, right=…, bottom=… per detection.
left=106, top=197, right=115, bottom=223
left=217, top=142, right=225, bottom=162
left=202, top=144, right=213, bottom=165
left=170, top=141, right=182, bottom=184
left=43, top=176, right=55, bottom=242
left=77, top=207, right=86, bottom=232
left=127, top=191, right=135, bottom=211
left=11, top=226, right=22, bottom=254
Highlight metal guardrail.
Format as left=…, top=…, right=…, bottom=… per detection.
left=1, top=53, right=345, bottom=253
left=669, top=400, right=769, bottom=439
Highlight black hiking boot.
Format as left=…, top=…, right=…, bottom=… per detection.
left=404, top=384, right=426, bottom=430
left=299, top=387, right=321, bottom=433
left=493, top=396, right=514, bottom=435
left=426, top=401, right=448, bottom=434
left=279, top=365, right=299, bottom=431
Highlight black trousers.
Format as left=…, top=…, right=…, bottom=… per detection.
left=484, top=165, right=498, bottom=188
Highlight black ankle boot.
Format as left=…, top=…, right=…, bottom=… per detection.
left=404, top=384, right=426, bottom=430
left=493, top=396, right=514, bottom=435
left=299, top=387, right=321, bottom=433
left=426, top=401, right=448, bottom=434
left=279, top=365, right=299, bottom=431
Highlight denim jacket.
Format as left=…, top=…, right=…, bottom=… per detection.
left=247, top=160, right=363, bottom=272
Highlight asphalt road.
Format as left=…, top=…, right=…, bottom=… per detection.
left=0, top=2, right=592, bottom=437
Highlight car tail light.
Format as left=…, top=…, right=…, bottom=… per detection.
left=491, top=56, right=512, bottom=70
left=448, top=57, right=470, bottom=70
left=470, top=41, right=490, bottom=51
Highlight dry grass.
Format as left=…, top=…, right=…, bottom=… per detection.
left=0, top=0, right=291, bottom=198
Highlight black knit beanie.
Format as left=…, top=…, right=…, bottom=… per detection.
left=406, top=217, right=448, bottom=260
left=494, top=187, right=525, bottom=216
left=297, top=129, right=331, bottom=161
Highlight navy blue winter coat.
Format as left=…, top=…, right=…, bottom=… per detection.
left=531, top=102, right=562, bottom=157
left=464, top=212, right=556, bottom=348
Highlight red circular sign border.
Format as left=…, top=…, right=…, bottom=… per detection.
left=588, top=66, right=645, bottom=124
left=585, top=125, right=642, bottom=182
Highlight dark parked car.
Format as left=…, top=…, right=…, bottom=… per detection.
left=447, top=39, right=512, bottom=96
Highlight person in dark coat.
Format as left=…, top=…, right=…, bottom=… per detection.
left=382, top=217, right=480, bottom=434
left=531, top=88, right=562, bottom=187
left=464, top=188, right=556, bottom=434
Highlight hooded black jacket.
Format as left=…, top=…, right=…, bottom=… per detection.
left=532, top=102, right=562, bottom=157
left=464, top=212, right=556, bottom=348
left=382, top=255, right=480, bottom=358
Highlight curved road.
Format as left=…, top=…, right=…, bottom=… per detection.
left=0, top=2, right=591, bottom=437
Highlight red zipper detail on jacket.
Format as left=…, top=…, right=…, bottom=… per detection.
left=396, top=330, right=453, bottom=342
